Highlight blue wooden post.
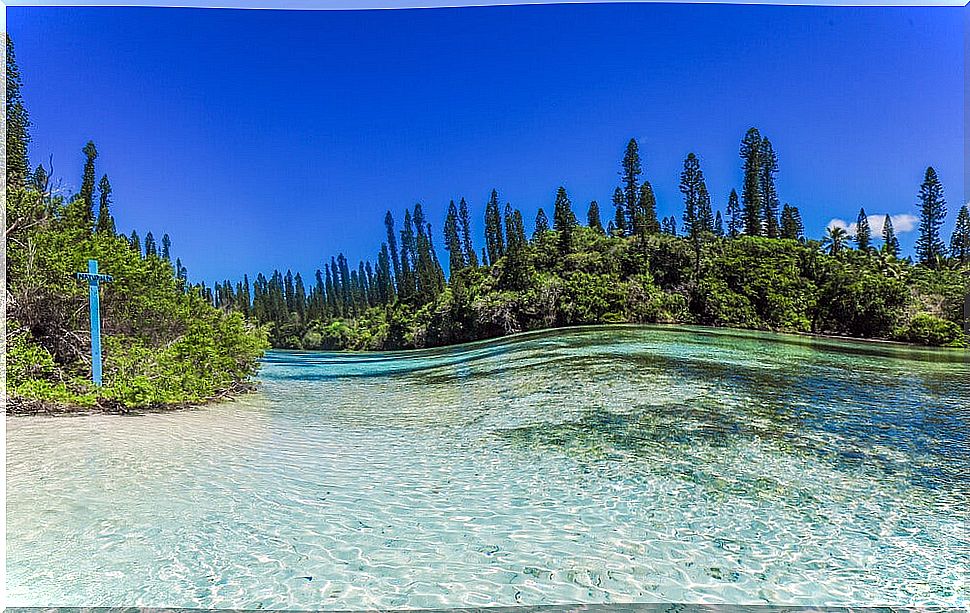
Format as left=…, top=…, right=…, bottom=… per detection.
left=74, top=259, right=112, bottom=386
left=88, top=260, right=103, bottom=385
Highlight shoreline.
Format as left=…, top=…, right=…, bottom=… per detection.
left=267, top=321, right=970, bottom=355
left=4, top=380, right=261, bottom=417
left=9, top=322, right=967, bottom=417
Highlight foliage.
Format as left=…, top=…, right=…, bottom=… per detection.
left=6, top=186, right=268, bottom=411
left=896, top=314, right=966, bottom=348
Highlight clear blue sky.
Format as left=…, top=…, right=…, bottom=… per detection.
left=8, top=3, right=965, bottom=285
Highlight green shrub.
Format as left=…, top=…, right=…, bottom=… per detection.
left=897, top=313, right=967, bottom=347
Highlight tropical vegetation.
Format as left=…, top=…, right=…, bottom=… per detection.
left=213, top=132, right=970, bottom=351
left=5, top=36, right=268, bottom=412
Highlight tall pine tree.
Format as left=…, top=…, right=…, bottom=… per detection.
left=740, top=128, right=763, bottom=236
left=950, top=205, right=970, bottom=264
left=5, top=35, right=31, bottom=189
left=484, top=189, right=505, bottom=264
left=533, top=208, right=549, bottom=240
left=78, top=141, right=99, bottom=228
left=444, top=200, right=465, bottom=274
left=611, top=187, right=627, bottom=237
left=882, top=214, right=900, bottom=258
left=621, top=138, right=642, bottom=234
left=780, top=203, right=804, bottom=241
left=96, top=174, right=116, bottom=234
left=552, top=186, right=576, bottom=253
left=726, top=189, right=742, bottom=238
left=587, top=201, right=604, bottom=234
left=458, top=197, right=478, bottom=267
left=129, top=230, right=141, bottom=255
left=638, top=181, right=660, bottom=235
left=384, top=211, right=401, bottom=289
left=144, top=231, right=157, bottom=257
left=759, top=138, right=780, bottom=238
left=680, top=153, right=712, bottom=238
left=915, top=166, right=947, bottom=267
left=855, top=208, right=871, bottom=252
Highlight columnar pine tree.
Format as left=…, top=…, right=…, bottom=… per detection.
left=96, top=175, right=116, bottom=234
left=726, top=189, right=742, bottom=238
left=790, top=206, right=805, bottom=241
left=611, top=187, right=627, bottom=237
left=5, top=35, right=31, bottom=189
left=501, top=208, right=531, bottom=290
left=855, top=208, right=871, bottom=252
left=294, top=273, right=307, bottom=322
left=780, top=203, right=804, bottom=241
left=424, top=221, right=446, bottom=297
left=950, top=204, right=970, bottom=264
left=533, top=208, right=549, bottom=239
left=714, top=211, right=725, bottom=237
left=79, top=141, right=99, bottom=228
left=759, top=138, right=780, bottom=238
left=553, top=186, right=576, bottom=253
left=384, top=211, right=401, bottom=289
left=310, top=270, right=326, bottom=320
left=697, top=183, right=714, bottom=234
left=161, top=233, right=172, bottom=261
left=740, top=128, right=763, bottom=236
left=511, top=210, right=527, bottom=247
left=882, top=214, right=900, bottom=258
left=338, top=254, right=353, bottom=315
left=638, top=182, right=660, bottom=235
left=915, top=167, right=947, bottom=267
left=357, top=261, right=370, bottom=308
left=325, top=262, right=339, bottom=315
left=587, top=201, right=604, bottom=234
left=144, top=231, right=157, bottom=257
left=443, top=200, right=465, bottom=274
left=458, top=197, right=478, bottom=267
left=484, top=189, right=505, bottom=264
left=503, top=204, right=517, bottom=252
left=680, top=153, right=712, bottom=239
left=621, top=138, right=642, bottom=234
left=284, top=270, right=296, bottom=314
left=399, top=210, right=416, bottom=302
left=129, top=230, right=141, bottom=255
left=365, top=261, right=376, bottom=307
left=377, top=244, right=395, bottom=303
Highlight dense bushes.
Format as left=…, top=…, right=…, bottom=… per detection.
left=259, top=227, right=969, bottom=351
left=5, top=187, right=269, bottom=411
left=897, top=314, right=967, bottom=347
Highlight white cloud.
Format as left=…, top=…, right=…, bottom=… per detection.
left=826, top=213, right=918, bottom=237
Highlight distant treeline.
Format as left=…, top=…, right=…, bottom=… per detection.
left=206, top=132, right=970, bottom=350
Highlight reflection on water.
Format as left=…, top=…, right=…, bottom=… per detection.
left=6, top=325, right=970, bottom=609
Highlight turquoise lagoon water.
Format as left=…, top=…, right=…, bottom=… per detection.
left=6, top=325, right=970, bottom=608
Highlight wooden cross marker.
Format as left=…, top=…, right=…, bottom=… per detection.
left=73, top=259, right=113, bottom=386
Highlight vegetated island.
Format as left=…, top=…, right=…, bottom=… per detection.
left=218, top=140, right=969, bottom=355
left=5, top=35, right=970, bottom=414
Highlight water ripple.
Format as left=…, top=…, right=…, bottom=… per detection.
left=7, top=325, right=970, bottom=609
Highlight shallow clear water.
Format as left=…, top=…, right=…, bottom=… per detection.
left=7, top=325, right=970, bottom=609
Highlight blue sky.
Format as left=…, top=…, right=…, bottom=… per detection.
left=8, top=3, right=965, bottom=285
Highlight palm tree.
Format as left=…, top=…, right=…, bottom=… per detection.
left=874, top=250, right=905, bottom=279
left=822, top=226, right=850, bottom=257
